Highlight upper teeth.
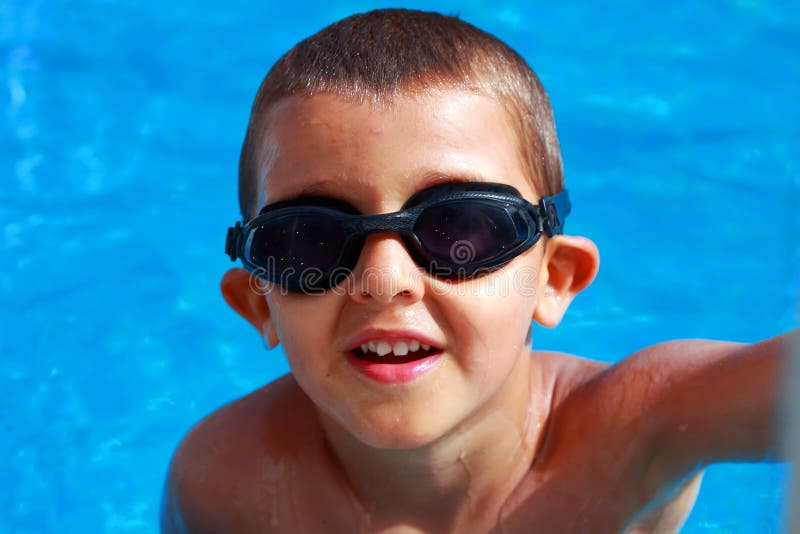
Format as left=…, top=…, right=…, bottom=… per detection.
left=359, top=339, right=431, bottom=357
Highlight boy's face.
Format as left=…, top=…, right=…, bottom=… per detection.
left=233, top=90, right=585, bottom=449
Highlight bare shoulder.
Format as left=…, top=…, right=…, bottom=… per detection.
left=161, top=374, right=322, bottom=533
left=529, top=345, right=718, bottom=532
left=534, top=349, right=611, bottom=408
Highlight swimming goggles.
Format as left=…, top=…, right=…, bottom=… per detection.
left=225, top=181, right=570, bottom=292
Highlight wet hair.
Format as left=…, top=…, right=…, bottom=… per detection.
left=238, top=8, right=563, bottom=218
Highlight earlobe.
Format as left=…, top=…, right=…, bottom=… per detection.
left=533, top=236, right=599, bottom=328
left=221, top=269, right=279, bottom=348
left=261, top=320, right=279, bottom=350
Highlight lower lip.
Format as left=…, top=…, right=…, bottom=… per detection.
left=345, top=351, right=443, bottom=384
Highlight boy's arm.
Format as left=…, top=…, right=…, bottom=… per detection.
left=641, top=330, right=796, bottom=492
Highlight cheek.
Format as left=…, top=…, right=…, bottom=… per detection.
left=479, top=262, right=541, bottom=349
left=268, top=295, right=347, bottom=416
left=267, top=294, right=339, bottom=367
left=440, top=269, right=539, bottom=357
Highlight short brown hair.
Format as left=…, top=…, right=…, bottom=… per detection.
left=238, top=8, right=563, bottom=218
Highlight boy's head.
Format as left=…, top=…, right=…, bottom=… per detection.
left=238, top=8, right=563, bottom=219
left=223, top=9, right=599, bottom=450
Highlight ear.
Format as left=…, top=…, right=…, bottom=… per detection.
left=533, top=235, right=599, bottom=328
left=220, top=268, right=279, bottom=349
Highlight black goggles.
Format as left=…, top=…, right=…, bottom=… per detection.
left=225, top=181, right=570, bottom=293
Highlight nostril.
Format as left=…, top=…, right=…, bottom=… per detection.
left=351, top=239, right=424, bottom=302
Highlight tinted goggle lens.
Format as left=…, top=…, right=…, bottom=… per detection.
left=248, top=212, right=350, bottom=277
left=414, top=200, right=519, bottom=265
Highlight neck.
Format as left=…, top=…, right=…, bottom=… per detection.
left=318, top=351, right=553, bottom=531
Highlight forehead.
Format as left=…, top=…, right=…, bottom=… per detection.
left=256, top=90, right=535, bottom=210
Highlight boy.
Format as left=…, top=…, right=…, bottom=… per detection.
left=161, top=9, right=795, bottom=533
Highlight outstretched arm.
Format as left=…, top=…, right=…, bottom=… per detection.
left=642, top=330, right=797, bottom=492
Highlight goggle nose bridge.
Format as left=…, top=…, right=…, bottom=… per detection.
left=343, top=210, right=419, bottom=236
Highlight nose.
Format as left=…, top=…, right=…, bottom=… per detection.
left=350, top=234, right=424, bottom=305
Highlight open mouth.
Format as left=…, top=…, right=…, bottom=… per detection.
left=352, top=340, right=441, bottom=364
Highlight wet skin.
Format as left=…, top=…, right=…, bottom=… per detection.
left=161, top=92, right=789, bottom=533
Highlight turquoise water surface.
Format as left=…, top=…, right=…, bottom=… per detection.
left=1, top=1, right=798, bottom=532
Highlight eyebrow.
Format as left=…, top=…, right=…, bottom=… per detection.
left=417, top=171, right=492, bottom=189
left=292, top=180, right=339, bottom=197
left=273, top=179, right=342, bottom=203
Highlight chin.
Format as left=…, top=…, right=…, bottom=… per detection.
left=308, top=376, right=479, bottom=450
left=345, top=407, right=463, bottom=450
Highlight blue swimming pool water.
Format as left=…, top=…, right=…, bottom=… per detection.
left=1, top=1, right=797, bottom=532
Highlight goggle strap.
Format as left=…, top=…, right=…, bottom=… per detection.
left=225, top=221, right=242, bottom=262
left=538, top=190, right=571, bottom=237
